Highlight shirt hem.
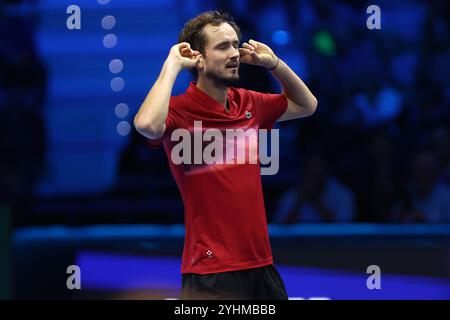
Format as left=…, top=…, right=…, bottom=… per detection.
left=181, top=256, right=274, bottom=275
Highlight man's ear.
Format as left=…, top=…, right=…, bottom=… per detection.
left=197, top=55, right=204, bottom=69
left=194, top=57, right=204, bottom=75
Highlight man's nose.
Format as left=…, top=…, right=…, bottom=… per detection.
left=230, top=47, right=239, bottom=60
left=230, top=49, right=241, bottom=61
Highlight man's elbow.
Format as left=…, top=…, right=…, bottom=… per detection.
left=310, top=96, right=318, bottom=115
left=133, top=116, right=164, bottom=140
left=303, top=96, right=318, bottom=117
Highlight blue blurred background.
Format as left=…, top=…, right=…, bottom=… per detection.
left=0, top=0, right=449, bottom=299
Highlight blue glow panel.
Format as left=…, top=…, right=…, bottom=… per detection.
left=77, top=251, right=450, bottom=299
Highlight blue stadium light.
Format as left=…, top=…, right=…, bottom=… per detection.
left=272, top=30, right=291, bottom=46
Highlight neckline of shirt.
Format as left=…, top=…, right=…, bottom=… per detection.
left=186, top=81, right=239, bottom=118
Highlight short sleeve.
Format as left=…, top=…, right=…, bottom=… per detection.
left=248, top=90, right=288, bottom=130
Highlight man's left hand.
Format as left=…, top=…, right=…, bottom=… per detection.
left=239, top=39, right=277, bottom=69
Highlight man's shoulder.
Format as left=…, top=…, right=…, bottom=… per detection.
left=228, top=86, right=262, bottom=104
left=231, top=87, right=282, bottom=103
left=169, top=91, right=193, bottom=109
left=230, top=86, right=259, bottom=97
left=170, top=91, right=188, bottom=102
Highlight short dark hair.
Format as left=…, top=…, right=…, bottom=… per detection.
left=178, top=11, right=242, bottom=76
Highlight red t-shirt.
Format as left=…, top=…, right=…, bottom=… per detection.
left=151, top=81, right=287, bottom=274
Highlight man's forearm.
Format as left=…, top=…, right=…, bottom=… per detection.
left=134, top=60, right=181, bottom=139
left=270, top=58, right=317, bottom=112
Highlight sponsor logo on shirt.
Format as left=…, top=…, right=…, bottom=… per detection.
left=170, top=121, right=279, bottom=175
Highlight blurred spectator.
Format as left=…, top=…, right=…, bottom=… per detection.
left=346, top=130, right=403, bottom=222
left=391, top=150, right=450, bottom=223
left=353, top=84, right=403, bottom=129
left=274, top=154, right=355, bottom=223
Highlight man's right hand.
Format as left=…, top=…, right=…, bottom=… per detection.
left=135, top=43, right=199, bottom=140
left=166, top=42, right=202, bottom=71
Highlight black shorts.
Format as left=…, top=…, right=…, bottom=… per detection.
left=181, top=264, right=288, bottom=300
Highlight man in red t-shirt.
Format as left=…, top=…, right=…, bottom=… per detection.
left=134, top=11, right=317, bottom=300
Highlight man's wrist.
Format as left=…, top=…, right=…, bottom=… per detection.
left=164, top=58, right=182, bottom=74
left=264, top=54, right=280, bottom=70
left=266, top=55, right=280, bottom=71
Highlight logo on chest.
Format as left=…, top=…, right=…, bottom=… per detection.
left=169, top=121, right=280, bottom=175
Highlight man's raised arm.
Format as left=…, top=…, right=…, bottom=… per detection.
left=239, top=39, right=318, bottom=121
left=134, top=43, right=201, bottom=139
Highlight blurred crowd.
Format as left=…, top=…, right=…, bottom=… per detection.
left=267, top=0, right=450, bottom=223
left=168, top=0, right=450, bottom=223
left=0, top=1, right=47, bottom=205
